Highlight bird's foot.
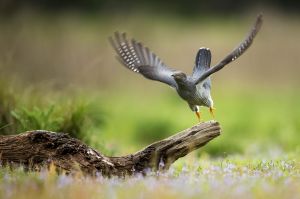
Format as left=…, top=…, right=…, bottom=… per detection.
left=209, top=107, right=216, bottom=118
left=195, top=111, right=201, bottom=122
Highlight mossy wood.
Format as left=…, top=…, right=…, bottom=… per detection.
left=0, top=121, right=221, bottom=177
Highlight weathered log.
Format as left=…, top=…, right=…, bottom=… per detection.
left=0, top=120, right=221, bottom=176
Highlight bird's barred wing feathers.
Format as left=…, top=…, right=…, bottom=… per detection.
left=194, top=14, right=263, bottom=85
left=109, top=32, right=179, bottom=88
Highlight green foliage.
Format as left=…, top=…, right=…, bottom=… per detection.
left=0, top=80, right=106, bottom=147
left=58, top=101, right=106, bottom=143
left=11, top=105, right=63, bottom=132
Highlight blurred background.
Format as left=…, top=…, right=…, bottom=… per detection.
left=0, top=0, right=299, bottom=157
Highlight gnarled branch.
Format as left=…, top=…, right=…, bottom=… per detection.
left=0, top=120, right=221, bottom=176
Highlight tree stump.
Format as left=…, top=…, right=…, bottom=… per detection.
left=0, top=120, right=221, bottom=177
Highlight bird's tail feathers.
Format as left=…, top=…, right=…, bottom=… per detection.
left=195, top=48, right=211, bottom=69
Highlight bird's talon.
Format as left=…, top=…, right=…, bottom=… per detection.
left=209, top=107, right=215, bottom=118
left=195, top=111, right=201, bottom=122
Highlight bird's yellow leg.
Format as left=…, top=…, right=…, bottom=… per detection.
left=195, top=111, right=201, bottom=122
left=209, top=107, right=216, bottom=118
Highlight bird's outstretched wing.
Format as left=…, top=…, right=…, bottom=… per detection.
left=109, top=32, right=179, bottom=88
left=194, top=14, right=263, bottom=85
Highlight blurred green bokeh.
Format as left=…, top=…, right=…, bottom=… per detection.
left=0, top=6, right=299, bottom=157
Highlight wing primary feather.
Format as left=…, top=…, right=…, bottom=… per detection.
left=129, top=39, right=140, bottom=65
left=137, top=42, right=147, bottom=65
left=131, top=39, right=143, bottom=65
left=151, top=51, right=156, bottom=66
left=120, top=32, right=136, bottom=69
left=154, top=54, right=159, bottom=66
left=148, top=48, right=154, bottom=66
left=111, top=32, right=136, bottom=72
left=141, top=45, right=149, bottom=65
left=120, top=33, right=131, bottom=62
left=114, top=32, right=127, bottom=61
left=114, top=32, right=123, bottom=48
left=145, top=47, right=152, bottom=66
left=109, top=35, right=125, bottom=60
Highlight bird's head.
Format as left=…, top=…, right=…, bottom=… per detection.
left=171, top=72, right=187, bottom=82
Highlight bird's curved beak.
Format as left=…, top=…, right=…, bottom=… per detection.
left=209, top=107, right=216, bottom=118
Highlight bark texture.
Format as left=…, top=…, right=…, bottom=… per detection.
left=0, top=120, right=221, bottom=176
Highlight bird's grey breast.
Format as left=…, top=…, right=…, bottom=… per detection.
left=174, top=76, right=212, bottom=107
left=194, top=80, right=212, bottom=107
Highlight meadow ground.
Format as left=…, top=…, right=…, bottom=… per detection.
left=0, top=155, right=299, bottom=199
left=0, top=11, right=299, bottom=198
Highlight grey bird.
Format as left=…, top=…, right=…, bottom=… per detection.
left=109, top=14, right=263, bottom=121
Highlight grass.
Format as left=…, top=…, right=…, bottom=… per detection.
left=0, top=154, right=299, bottom=199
